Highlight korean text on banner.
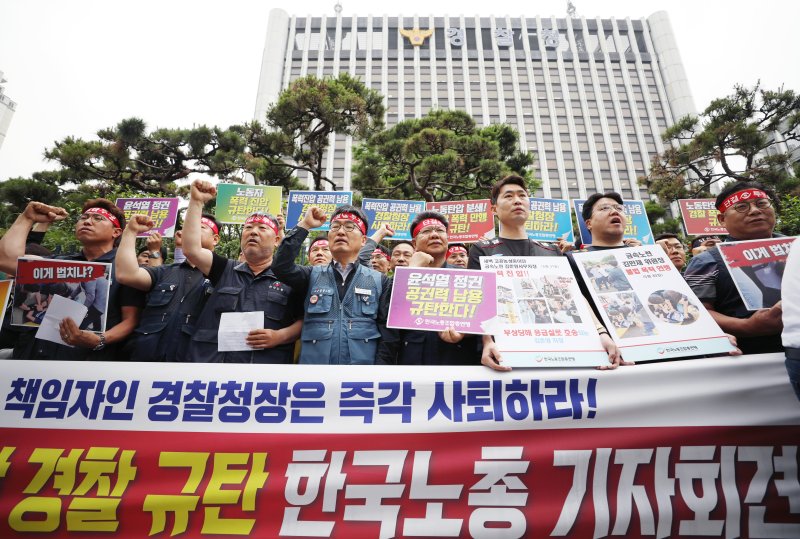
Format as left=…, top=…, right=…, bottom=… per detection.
left=215, top=184, right=283, bottom=225
left=361, top=198, right=425, bottom=241
left=524, top=198, right=574, bottom=243
left=115, top=197, right=180, bottom=238
left=285, top=191, right=353, bottom=231
left=426, top=199, right=495, bottom=243
left=572, top=246, right=734, bottom=362
left=677, top=198, right=727, bottom=236
left=0, top=356, right=798, bottom=537
left=717, top=237, right=795, bottom=311
left=388, top=267, right=496, bottom=334
left=479, top=256, right=607, bottom=367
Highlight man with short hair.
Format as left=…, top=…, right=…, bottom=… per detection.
left=468, top=176, right=619, bottom=371
left=684, top=181, right=784, bottom=354
left=445, top=243, right=469, bottom=268
left=308, top=236, right=332, bottom=267
left=390, top=241, right=415, bottom=270
left=273, top=204, right=391, bottom=365
left=116, top=211, right=222, bottom=362
left=690, top=235, right=722, bottom=257
left=0, top=199, right=144, bottom=360
left=182, top=180, right=303, bottom=363
left=655, top=233, right=687, bottom=272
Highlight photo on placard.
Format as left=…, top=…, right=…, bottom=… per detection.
left=597, top=292, right=658, bottom=339
left=582, top=255, right=633, bottom=293
left=12, top=282, right=83, bottom=326
left=646, top=290, right=702, bottom=326
left=513, top=278, right=542, bottom=299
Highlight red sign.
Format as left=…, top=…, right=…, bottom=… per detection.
left=15, top=258, right=109, bottom=284
left=677, top=199, right=727, bottom=235
left=717, top=237, right=795, bottom=268
left=426, top=199, right=495, bottom=242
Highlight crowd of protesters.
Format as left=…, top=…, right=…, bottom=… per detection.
left=0, top=175, right=796, bottom=400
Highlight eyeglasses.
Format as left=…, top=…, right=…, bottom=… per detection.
left=329, top=222, right=360, bottom=233
left=417, top=227, right=448, bottom=237
left=593, top=204, right=625, bottom=214
left=730, top=199, right=773, bottom=213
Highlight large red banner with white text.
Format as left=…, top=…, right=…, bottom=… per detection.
left=0, top=355, right=798, bottom=538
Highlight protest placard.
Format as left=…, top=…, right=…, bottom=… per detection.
left=360, top=198, right=425, bottom=241
left=677, top=198, right=727, bottom=235
left=479, top=256, right=607, bottom=367
left=717, top=237, right=795, bottom=310
left=522, top=197, right=574, bottom=243
left=285, top=191, right=353, bottom=231
left=388, top=267, right=496, bottom=334
left=11, top=258, right=112, bottom=333
left=426, top=199, right=495, bottom=242
left=0, top=279, right=12, bottom=329
left=573, top=199, right=653, bottom=245
left=572, top=246, right=734, bottom=362
left=215, top=184, right=283, bottom=224
left=115, top=197, right=180, bottom=237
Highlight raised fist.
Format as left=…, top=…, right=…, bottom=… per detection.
left=126, top=214, right=155, bottom=235
left=146, top=231, right=163, bottom=251
left=409, top=251, right=435, bottom=267
left=23, top=202, right=68, bottom=224
left=190, top=180, right=217, bottom=204
left=301, top=207, right=328, bottom=230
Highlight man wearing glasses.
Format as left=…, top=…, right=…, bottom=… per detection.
left=273, top=205, right=391, bottom=364
left=655, top=233, right=687, bottom=272
left=0, top=199, right=144, bottom=360
left=684, top=181, right=784, bottom=354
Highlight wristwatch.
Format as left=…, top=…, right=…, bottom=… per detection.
left=93, top=333, right=107, bottom=351
left=148, top=251, right=161, bottom=259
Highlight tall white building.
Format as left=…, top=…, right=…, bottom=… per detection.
left=0, top=71, right=16, bottom=151
left=254, top=9, right=696, bottom=200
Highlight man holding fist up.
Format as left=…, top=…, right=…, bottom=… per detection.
left=272, top=204, right=391, bottom=365
left=180, top=180, right=303, bottom=364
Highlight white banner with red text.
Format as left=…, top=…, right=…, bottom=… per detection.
left=0, top=354, right=798, bottom=538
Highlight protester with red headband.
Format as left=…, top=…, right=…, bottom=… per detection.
left=370, top=245, right=391, bottom=274
left=0, top=199, right=145, bottom=360
left=684, top=181, right=784, bottom=354
left=446, top=243, right=469, bottom=268
left=378, top=211, right=480, bottom=365
left=272, top=204, right=391, bottom=365
left=115, top=210, right=222, bottom=362
left=180, top=180, right=303, bottom=364
left=308, top=236, right=332, bottom=267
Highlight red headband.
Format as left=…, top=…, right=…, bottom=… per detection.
left=717, top=189, right=769, bottom=212
left=332, top=212, right=366, bottom=234
left=447, top=245, right=468, bottom=257
left=372, top=248, right=390, bottom=261
left=244, top=214, right=279, bottom=236
left=85, top=207, right=120, bottom=228
left=309, top=239, right=329, bottom=252
left=200, top=217, right=219, bottom=235
left=412, top=218, right=448, bottom=238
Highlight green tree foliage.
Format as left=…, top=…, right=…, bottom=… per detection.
left=643, top=200, right=682, bottom=237
left=38, top=118, right=258, bottom=196
left=642, top=83, right=800, bottom=203
left=255, top=73, right=385, bottom=191
left=777, top=194, right=800, bottom=236
left=0, top=178, right=61, bottom=228
left=352, top=110, right=536, bottom=202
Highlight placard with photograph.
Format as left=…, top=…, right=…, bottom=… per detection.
left=12, top=258, right=112, bottom=333
left=717, top=237, right=795, bottom=310
left=479, top=256, right=608, bottom=367
left=572, top=246, right=734, bottom=362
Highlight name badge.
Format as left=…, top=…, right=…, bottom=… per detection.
left=355, top=287, right=372, bottom=296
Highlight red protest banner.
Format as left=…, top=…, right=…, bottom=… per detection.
left=716, top=237, right=795, bottom=268
left=14, top=258, right=109, bottom=284
left=677, top=199, right=727, bottom=235
left=426, top=199, right=495, bottom=242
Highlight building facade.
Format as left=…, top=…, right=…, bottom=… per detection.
left=0, top=71, right=16, bottom=151
left=254, top=9, right=696, bottom=200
